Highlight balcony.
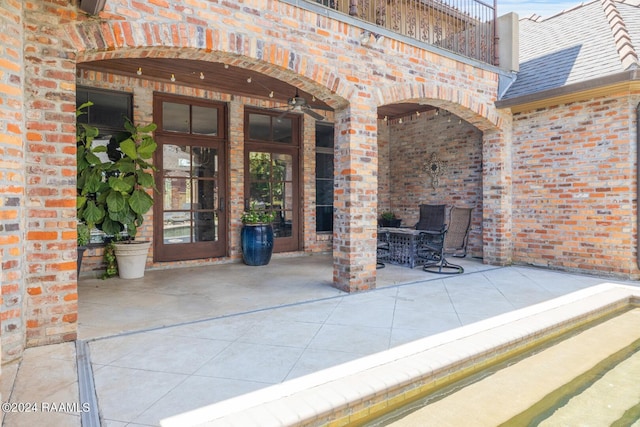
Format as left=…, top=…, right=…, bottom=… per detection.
left=313, top=0, right=497, bottom=66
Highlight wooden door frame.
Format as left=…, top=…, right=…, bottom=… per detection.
left=152, top=93, right=229, bottom=262
left=244, top=108, right=303, bottom=253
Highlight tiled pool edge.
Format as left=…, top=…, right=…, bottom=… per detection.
left=160, top=283, right=640, bottom=427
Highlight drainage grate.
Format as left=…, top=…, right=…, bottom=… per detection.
left=76, top=340, right=101, bottom=427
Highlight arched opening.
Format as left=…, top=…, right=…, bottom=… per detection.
left=375, top=98, right=504, bottom=269
left=75, top=53, right=344, bottom=273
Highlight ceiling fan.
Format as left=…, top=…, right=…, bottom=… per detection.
left=276, top=89, right=325, bottom=121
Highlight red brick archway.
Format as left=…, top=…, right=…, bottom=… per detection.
left=16, top=0, right=506, bottom=354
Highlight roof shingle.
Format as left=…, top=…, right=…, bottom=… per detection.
left=503, top=0, right=639, bottom=99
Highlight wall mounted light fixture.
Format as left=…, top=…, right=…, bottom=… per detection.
left=79, top=0, right=107, bottom=15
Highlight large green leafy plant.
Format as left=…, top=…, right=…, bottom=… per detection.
left=77, top=102, right=158, bottom=240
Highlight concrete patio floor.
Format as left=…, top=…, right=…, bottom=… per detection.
left=1, top=253, right=638, bottom=426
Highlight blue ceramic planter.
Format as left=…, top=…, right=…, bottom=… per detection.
left=241, top=224, right=274, bottom=266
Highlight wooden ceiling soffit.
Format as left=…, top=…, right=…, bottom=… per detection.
left=77, top=58, right=333, bottom=111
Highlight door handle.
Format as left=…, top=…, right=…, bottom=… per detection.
left=219, top=197, right=225, bottom=213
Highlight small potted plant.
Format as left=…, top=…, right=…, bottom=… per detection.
left=240, top=202, right=276, bottom=266
left=379, top=211, right=401, bottom=227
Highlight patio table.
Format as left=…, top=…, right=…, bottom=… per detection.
left=378, top=227, right=426, bottom=268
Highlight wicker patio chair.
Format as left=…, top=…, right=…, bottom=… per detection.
left=415, top=204, right=446, bottom=231
left=444, top=206, right=473, bottom=258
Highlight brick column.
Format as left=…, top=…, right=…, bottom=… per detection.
left=332, top=105, right=379, bottom=292
left=228, top=101, right=245, bottom=259
left=0, top=0, right=26, bottom=362
left=482, top=125, right=513, bottom=265
left=23, top=3, right=78, bottom=347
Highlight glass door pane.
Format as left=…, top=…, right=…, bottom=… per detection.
left=247, top=151, right=297, bottom=249
left=162, top=145, right=219, bottom=245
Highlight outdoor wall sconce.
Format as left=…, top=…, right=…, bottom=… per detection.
left=79, top=0, right=107, bottom=15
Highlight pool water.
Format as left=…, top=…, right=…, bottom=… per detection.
left=374, top=307, right=640, bottom=426
left=518, top=338, right=640, bottom=426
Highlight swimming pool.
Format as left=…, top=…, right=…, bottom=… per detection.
left=375, top=307, right=640, bottom=426
left=160, top=283, right=640, bottom=427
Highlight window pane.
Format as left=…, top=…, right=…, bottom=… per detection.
left=193, top=212, right=216, bottom=242
left=77, top=88, right=131, bottom=136
left=164, top=178, right=191, bottom=210
left=163, top=145, right=191, bottom=176
left=316, top=206, right=333, bottom=232
left=249, top=152, right=271, bottom=181
left=316, top=123, right=334, bottom=148
left=316, top=180, right=333, bottom=205
left=249, top=182, right=271, bottom=206
left=273, top=153, right=292, bottom=180
left=194, top=180, right=216, bottom=210
left=316, top=152, right=333, bottom=179
left=192, top=105, right=218, bottom=136
left=163, top=102, right=190, bottom=133
left=193, top=147, right=218, bottom=178
left=89, top=92, right=130, bottom=130
left=283, top=181, right=292, bottom=210
left=273, top=117, right=292, bottom=143
left=315, top=122, right=334, bottom=233
left=248, top=113, right=270, bottom=140
left=274, top=209, right=292, bottom=237
left=272, top=181, right=284, bottom=209
left=164, top=212, right=191, bottom=244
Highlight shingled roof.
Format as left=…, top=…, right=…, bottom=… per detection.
left=502, top=0, right=640, bottom=100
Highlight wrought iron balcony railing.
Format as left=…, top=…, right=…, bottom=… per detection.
left=314, top=0, right=497, bottom=66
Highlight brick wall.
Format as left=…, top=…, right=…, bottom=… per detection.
left=0, top=0, right=26, bottom=362
left=512, top=94, right=640, bottom=276
left=22, top=0, right=79, bottom=349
